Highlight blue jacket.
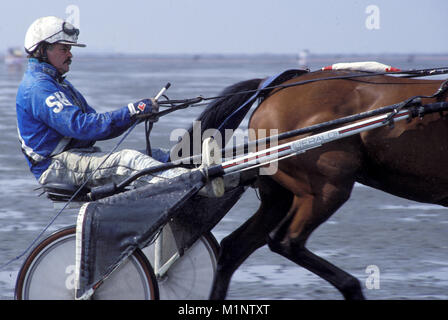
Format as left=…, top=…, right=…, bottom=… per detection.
left=16, top=58, right=135, bottom=180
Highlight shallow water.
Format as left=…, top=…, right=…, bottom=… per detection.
left=1, top=54, right=448, bottom=300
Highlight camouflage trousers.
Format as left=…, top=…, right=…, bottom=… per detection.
left=38, top=147, right=187, bottom=188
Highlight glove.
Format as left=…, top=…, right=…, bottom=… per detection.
left=128, top=98, right=159, bottom=117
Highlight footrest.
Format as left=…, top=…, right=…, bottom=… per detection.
left=42, top=182, right=90, bottom=202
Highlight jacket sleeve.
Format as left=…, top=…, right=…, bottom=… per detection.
left=30, top=81, right=136, bottom=141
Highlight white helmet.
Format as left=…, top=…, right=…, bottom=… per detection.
left=24, top=16, right=86, bottom=53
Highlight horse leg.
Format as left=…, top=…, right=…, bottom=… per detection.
left=267, top=176, right=365, bottom=300
left=209, top=176, right=293, bottom=300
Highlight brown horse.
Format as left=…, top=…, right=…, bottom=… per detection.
left=184, top=68, right=448, bottom=300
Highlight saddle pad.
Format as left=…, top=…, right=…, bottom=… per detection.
left=322, top=61, right=400, bottom=73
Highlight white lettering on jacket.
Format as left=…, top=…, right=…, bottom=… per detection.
left=46, top=91, right=71, bottom=113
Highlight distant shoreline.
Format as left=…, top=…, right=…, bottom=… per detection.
left=2, top=52, right=448, bottom=61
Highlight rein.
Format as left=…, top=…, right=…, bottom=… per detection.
left=147, top=66, right=448, bottom=119
left=133, top=65, right=448, bottom=180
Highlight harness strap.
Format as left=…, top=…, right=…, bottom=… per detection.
left=434, top=79, right=448, bottom=100
left=381, top=80, right=448, bottom=126
left=217, top=69, right=308, bottom=133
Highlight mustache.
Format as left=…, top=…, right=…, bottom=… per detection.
left=64, top=58, right=72, bottom=64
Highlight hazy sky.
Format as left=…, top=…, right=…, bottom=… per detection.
left=1, top=0, right=447, bottom=55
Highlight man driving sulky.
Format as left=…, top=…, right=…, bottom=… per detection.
left=16, top=16, right=179, bottom=189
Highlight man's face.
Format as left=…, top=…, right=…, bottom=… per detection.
left=46, top=43, right=72, bottom=74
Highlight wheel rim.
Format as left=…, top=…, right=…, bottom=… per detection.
left=15, top=226, right=158, bottom=300
left=142, top=230, right=219, bottom=300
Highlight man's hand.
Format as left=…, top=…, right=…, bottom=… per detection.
left=128, top=98, right=159, bottom=117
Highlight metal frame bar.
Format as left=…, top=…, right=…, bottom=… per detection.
left=213, top=109, right=411, bottom=176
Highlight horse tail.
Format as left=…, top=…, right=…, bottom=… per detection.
left=173, top=78, right=263, bottom=161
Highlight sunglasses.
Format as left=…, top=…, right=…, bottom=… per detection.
left=62, top=22, right=79, bottom=37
